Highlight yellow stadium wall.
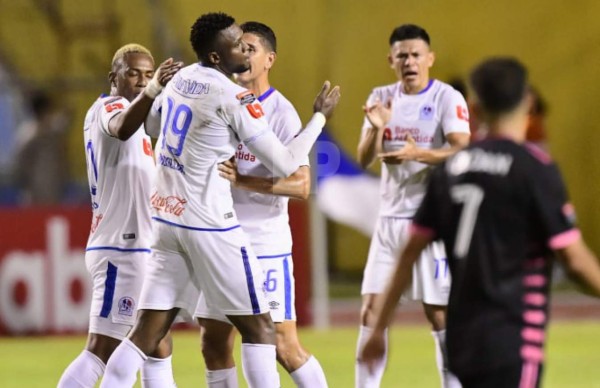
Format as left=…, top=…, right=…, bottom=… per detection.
left=2, top=1, right=600, bottom=272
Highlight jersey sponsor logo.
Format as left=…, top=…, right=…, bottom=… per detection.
left=122, top=233, right=136, bottom=240
left=447, top=149, right=513, bottom=176
left=90, top=214, right=103, bottom=234
left=419, top=104, right=435, bottom=120
left=158, top=153, right=185, bottom=174
left=143, top=138, right=154, bottom=157
left=104, top=102, right=125, bottom=113
left=456, top=105, right=469, bottom=121
left=246, top=103, right=265, bottom=119
left=173, top=77, right=210, bottom=95
left=235, top=144, right=257, bottom=162
left=151, top=192, right=187, bottom=216
left=384, top=126, right=433, bottom=144
left=118, top=297, right=135, bottom=316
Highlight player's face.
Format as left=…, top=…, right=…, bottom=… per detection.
left=388, top=39, right=435, bottom=94
left=110, top=53, right=155, bottom=102
left=234, top=33, right=275, bottom=87
left=215, top=24, right=250, bottom=75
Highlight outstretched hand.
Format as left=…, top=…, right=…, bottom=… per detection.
left=313, top=80, right=341, bottom=119
left=364, top=99, right=391, bottom=129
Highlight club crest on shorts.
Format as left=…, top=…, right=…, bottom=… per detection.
left=118, top=297, right=135, bottom=316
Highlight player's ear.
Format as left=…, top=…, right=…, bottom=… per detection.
left=207, top=51, right=220, bottom=65
left=428, top=50, right=436, bottom=68
left=108, top=71, right=117, bottom=88
left=265, top=51, right=276, bottom=70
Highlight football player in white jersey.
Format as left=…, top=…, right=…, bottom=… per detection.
left=355, top=25, right=470, bottom=388
left=57, top=44, right=182, bottom=388
left=100, top=13, right=340, bottom=388
left=194, top=21, right=328, bottom=388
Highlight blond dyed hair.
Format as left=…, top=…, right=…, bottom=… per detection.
left=111, top=43, right=154, bottom=70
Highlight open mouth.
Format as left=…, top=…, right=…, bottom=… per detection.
left=403, top=71, right=418, bottom=78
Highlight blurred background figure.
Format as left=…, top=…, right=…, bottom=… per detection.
left=14, top=90, right=71, bottom=206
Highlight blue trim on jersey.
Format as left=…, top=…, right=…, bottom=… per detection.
left=283, top=256, right=292, bottom=320
left=417, top=79, right=434, bottom=95
left=258, top=87, right=276, bottom=102
left=100, top=262, right=117, bottom=318
left=257, top=253, right=292, bottom=259
left=152, top=217, right=241, bottom=232
left=86, top=246, right=151, bottom=253
left=241, top=247, right=261, bottom=314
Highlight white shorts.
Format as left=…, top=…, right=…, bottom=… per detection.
left=195, top=253, right=296, bottom=323
left=361, top=217, right=450, bottom=305
left=85, top=249, right=149, bottom=339
left=139, top=219, right=269, bottom=316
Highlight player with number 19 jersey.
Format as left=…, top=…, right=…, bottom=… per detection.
left=84, top=95, right=155, bottom=252
left=150, top=64, right=273, bottom=229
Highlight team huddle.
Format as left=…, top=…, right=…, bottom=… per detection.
left=56, top=10, right=600, bottom=388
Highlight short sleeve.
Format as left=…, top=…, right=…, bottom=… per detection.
left=440, top=89, right=470, bottom=136
left=98, top=96, right=130, bottom=137
left=530, top=163, right=580, bottom=249
left=225, top=91, right=271, bottom=144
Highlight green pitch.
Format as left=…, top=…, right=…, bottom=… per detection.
left=1, top=322, right=599, bottom=387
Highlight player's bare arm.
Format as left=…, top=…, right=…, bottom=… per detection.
left=357, top=100, right=391, bottom=168
left=379, top=131, right=470, bottom=165
left=556, top=238, right=600, bottom=297
left=218, top=159, right=310, bottom=200
left=359, top=232, right=431, bottom=371
left=109, top=58, right=183, bottom=140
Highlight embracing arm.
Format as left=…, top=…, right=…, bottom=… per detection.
left=108, top=58, right=182, bottom=140
left=219, top=161, right=311, bottom=200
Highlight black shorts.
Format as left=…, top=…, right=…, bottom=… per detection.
left=458, top=361, right=544, bottom=388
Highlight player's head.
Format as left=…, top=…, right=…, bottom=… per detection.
left=387, top=24, right=434, bottom=94
left=190, top=12, right=249, bottom=75
left=234, top=21, right=277, bottom=87
left=109, top=43, right=155, bottom=102
left=469, top=57, right=529, bottom=119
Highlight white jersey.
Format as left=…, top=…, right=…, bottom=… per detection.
left=361, top=79, right=470, bottom=218
left=150, top=65, right=272, bottom=229
left=232, top=88, right=308, bottom=256
left=83, top=96, right=155, bottom=251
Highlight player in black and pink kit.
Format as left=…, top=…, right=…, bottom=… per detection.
left=360, top=57, right=600, bottom=388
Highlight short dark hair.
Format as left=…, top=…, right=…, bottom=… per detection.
left=389, top=24, right=430, bottom=46
left=240, top=21, right=277, bottom=53
left=190, top=12, right=236, bottom=60
left=470, top=57, right=528, bottom=115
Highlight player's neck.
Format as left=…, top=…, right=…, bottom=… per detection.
left=488, top=113, right=528, bottom=143
left=239, top=76, right=271, bottom=97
